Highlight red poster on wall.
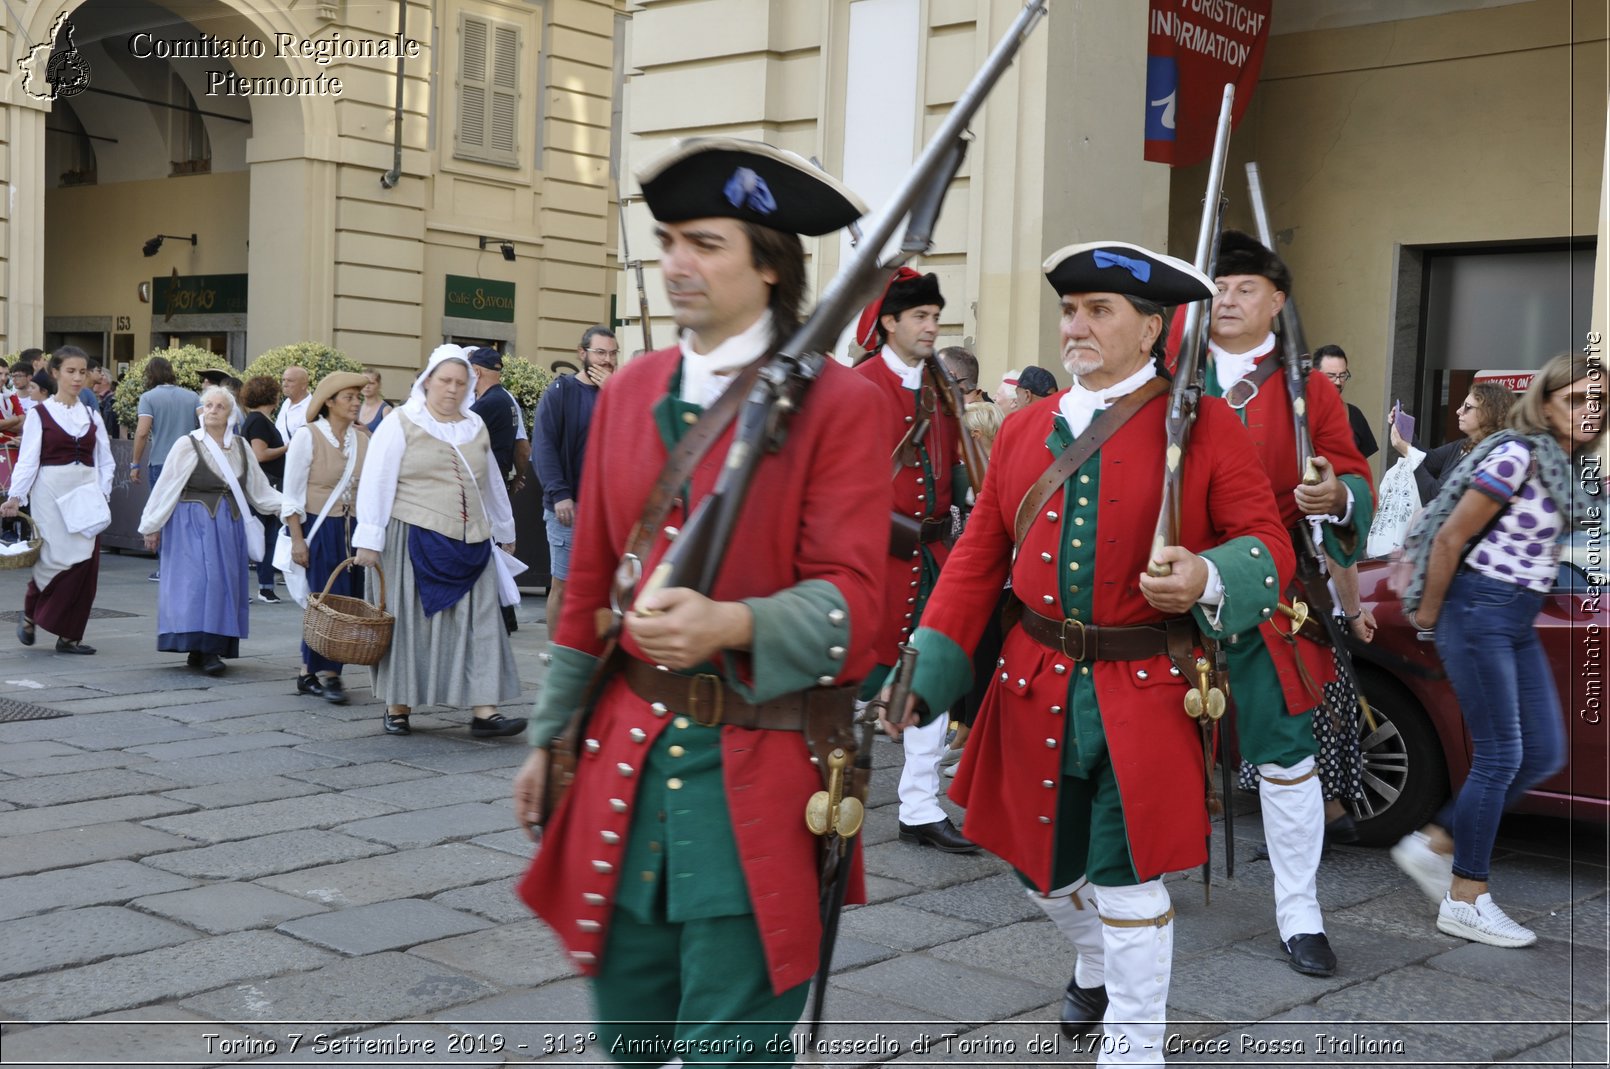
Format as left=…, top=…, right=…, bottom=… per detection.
left=1144, top=0, right=1273, bottom=167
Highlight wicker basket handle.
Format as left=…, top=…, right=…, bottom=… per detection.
left=323, top=556, right=387, bottom=612
left=9, top=510, right=38, bottom=542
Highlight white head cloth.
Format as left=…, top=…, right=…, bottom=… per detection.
left=400, top=345, right=484, bottom=445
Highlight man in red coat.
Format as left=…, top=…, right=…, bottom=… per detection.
left=1205, top=230, right=1375, bottom=977
left=853, top=269, right=975, bottom=853
left=512, top=138, right=888, bottom=1064
left=889, top=241, right=1294, bottom=1064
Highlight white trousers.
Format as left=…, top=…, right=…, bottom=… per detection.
left=897, top=710, right=948, bottom=825
left=1258, top=755, right=1325, bottom=939
left=1091, top=880, right=1173, bottom=1067
left=1027, top=879, right=1105, bottom=988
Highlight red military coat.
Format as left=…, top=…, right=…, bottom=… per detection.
left=521, top=346, right=890, bottom=994
left=1208, top=353, right=1376, bottom=711
left=916, top=389, right=1294, bottom=885
left=854, top=352, right=961, bottom=661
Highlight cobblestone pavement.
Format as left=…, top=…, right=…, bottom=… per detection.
left=0, top=554, right=1605, bottom=1067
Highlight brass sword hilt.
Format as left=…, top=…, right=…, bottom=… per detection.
left=1183, top=655, right=1226, bottom=722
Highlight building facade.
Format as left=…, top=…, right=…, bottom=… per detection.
left=2, top=0, right=622, bottom=392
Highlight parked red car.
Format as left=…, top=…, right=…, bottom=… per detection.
left=1343, top=532, right=1608, bottom=845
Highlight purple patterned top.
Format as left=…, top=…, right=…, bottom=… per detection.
left=1466, top=441, right=1562, bottom=591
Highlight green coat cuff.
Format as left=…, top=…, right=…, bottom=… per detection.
left=1321, top=474, right=1374, bottom=566
left=1196, top=535, right=1282, bottom=638
left=730, top=579, right=851, bottom=703
left=910, top=627, right=974, bottom=726
left=529, top=644, right=600, bottom=748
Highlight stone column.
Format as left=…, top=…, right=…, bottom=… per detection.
left=3, top=94, right=49, bottom=352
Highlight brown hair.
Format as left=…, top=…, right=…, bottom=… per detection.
left=1508, top=352, right=1604, bottom=452
left=240, top=375, right=281, bottom=410
left=1463, top=381, right=1516, bottom=444
left=143, top=356, right=177, bottom=389
left=741, top=222, right=806, bottom=346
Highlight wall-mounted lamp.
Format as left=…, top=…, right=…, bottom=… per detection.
left=479, top=236, right=516, bottom=263
left=144, top=233, right=197, bottom=257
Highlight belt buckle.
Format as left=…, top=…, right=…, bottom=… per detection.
left=1224, top=379, right=1260, bottom=410
left=1059, top=618, right=1087, bottom=662
left=687, top=673, right=725, bottom=727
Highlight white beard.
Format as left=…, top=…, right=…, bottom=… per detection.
left=1062, top=347, right=1102, bottom=378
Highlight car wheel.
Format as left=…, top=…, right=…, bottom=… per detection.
left=1347, top=672, right=1449, bottom=847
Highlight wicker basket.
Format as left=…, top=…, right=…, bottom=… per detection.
left=0, top=511, right=41, bottom=571
left=303, top=557, right=394, bottom=666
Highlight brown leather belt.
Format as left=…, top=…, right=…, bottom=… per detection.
left=622, top=658, right=858, bottom=730
left=889, top=513, right=948, bottom=558
left=1018, top=609, right=1196, bottom=662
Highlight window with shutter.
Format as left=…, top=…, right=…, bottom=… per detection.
left=456, top=13, right=520, bottom=167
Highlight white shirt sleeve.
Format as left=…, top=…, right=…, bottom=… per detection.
left=481, top=440, right=516, bottom=543
left=138, top=436, right=201, bottom=534
left=91, top=410, right=114, bottom=498
left=353, top=412, right=407, bottom=551
left=280, top=427, right=315, bottom=523
left=6, top=409, right=43, bottom=502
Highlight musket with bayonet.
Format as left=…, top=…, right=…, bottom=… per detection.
left=1244, top=162, right=1377, bottom=735
left=618, top=195, right=654, bottom=351
left=625, top=0, right=1048, bottom=1049
left=1142, top=84, right=1236, bottom=894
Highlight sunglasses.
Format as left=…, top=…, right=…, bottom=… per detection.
left=583, top=347, right=619, bottom=359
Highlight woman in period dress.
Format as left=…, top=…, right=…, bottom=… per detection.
left=358, top=369, right=393, bottom=433
left=280, top=371, right=369, bottom=704
left=1, top=349, right=114, bottom=654
left=138, top=386, right=282, bottom=675
left=353, top=346, right=525, bottom=738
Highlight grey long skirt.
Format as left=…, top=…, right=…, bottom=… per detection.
left=367, top=518, right=522, bottom=709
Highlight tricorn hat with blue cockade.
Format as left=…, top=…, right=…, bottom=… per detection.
left=637, top=137, right=866, bottom=237
left=1041, top=241, right=1215, bottom=306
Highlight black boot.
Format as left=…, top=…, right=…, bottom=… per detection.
left=1060, top=973, right=1109, bottom=1038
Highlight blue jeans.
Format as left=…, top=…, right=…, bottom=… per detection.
left=543, top=507, right=573, bottom=581
left=1432, top=570, right=1566, bottom=882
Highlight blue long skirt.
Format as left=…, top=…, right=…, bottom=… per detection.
left=303, top=512, right=361, bottom=676
left=157, top=500, right=250, bottom=657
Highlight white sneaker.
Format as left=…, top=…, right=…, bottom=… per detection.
left=1437, top=893, right=1537, bottom=948
left=939, top=746, right=964, bottom=768
left=1392, top=831, right=1453, bottom=903
left=942, top=762, right=958, bottom=778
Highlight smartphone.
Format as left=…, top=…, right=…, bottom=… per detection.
left=1392, top=401, right=1415, bottom=443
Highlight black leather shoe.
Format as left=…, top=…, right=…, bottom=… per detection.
left=470, top=713, right=527, bottom=738
left=320, top=677, right=348, bottom=704
left=200, top=654, right=226, bottom=676
left=383, top=712, right=411, bottom=736
left=296, top=673, right=325, bottom=698
left=16, top=616, right=34, bottom=646
left=897, top=817, right=979, bottom=853
left=55, top=638, right=96, bottom=655
left=1324, top=812, right=1358, bottom=847
left=187, top=651, right=204, bottom=668
left=1060, top=974, right=1108, bottom=1038
left=1283, top=932, right=1337, bottom=977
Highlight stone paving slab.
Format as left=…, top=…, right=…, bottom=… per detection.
left=133, top=882, right=332, bottom=935
left=241, top=1023, right=498, bottom=1066
left=0, top=859, right=197, bottom=921
left=155, top=695, right=339, bottom=724
left=431, top=983, right=599, bottom=1064
left=145, top=793, right=401, bottom=844
left=286, top=762, right=439, bottom=790
left=297, top=735, right=498, bottom=766
left=862, top=840, right=1009, bottom=888
left=146, top=829, right=391, bottom=880
left=0, top=792, right=194, bottom=836
left=804, top=982, right=966, bottom=1069
left=258, top=843, right=529, bottom=907
left=157, top=775, right=329, bottom=810
left=864, top=874, right=920, bottom=905
left=0, top=711, right=215, bottom=750
left=468, top=829, right=533, bottom=858
left=406, top=919, right=575, bottom=988
left=925, top=919, right=1068, bottom=992
left=234, top=712, right=383, bottom=741
left=38, top=688, right=224, bottom=714
left=898, top=872, right=1045, bottom=926
left=0, top=739, right=84, bottom=763
left=1530, top=891, right=1608, bottom=948
left=133, top=747, right=347, bottom=786
left=126, top=731, right=313, bottom=761
left=1428, top=932, right=1609, bottom=1013
left=0, top=766, right=184, bottom=807
left=839, top=902, right=987, bottom=953
left=335, top=802, right=515, bottom=850
left=0, top=821, right=196, bottom=879
left=0, top=1004, right=260, bottom=1069
left=430, top=881, right=533, bottom=925
left=277, top=899, right=492, bottom=956
left=0, top=930, right=340, bottom=1021
left=345, top=771, right=516, bottom=808
left=0, top=750, right=157, bottom=777
left=180, top=951, right=499, bottom=1024
left=0, top=905, right=201, bottom=980
left=394, top=746, right=531, bottom=775
left=1167, top=877, right=1283, bottom=961
left=1499, top=1022, right=1608, bottom=1065
left=834, top=953, right=1061, bottom=1024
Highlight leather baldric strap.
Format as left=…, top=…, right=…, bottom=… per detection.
left=606, top=357, right=768, bottom=621
left=1012, top=376, right=1168, bottom=545
left=888, top=513, right=948, bottom=558
left=1017, top=607, right=1196, bottom=663
left=1220, top=354, right=1284, bottom=410
left=621, top=658, right=859, bottom=731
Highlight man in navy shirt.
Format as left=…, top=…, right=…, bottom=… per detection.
left=468, top=348, right=520, bottom=478
left=533, top=326, right=616, bottom=632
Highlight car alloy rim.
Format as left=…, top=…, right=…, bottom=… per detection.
left=1352, top=713, right=1410, bottom=821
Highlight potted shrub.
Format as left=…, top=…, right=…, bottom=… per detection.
left=112, top=345, right=232, bottom=432
left=242, top=343, right=366, bottom=393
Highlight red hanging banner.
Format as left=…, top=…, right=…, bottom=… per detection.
left=1144, top=0, right=1272, bottom=167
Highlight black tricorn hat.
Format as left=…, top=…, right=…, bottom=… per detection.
left=1214, top=229, right=1292, bottom=294
left=1042, top=241, right=1214, bottom=306
left=638, top=138, right=866, bottom=237
left=881, top=271, right=944, bottom=321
